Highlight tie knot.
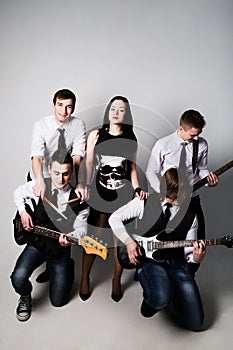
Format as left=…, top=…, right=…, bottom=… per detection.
left=58, top=128, right=65, bottom=135
left=165, top=202, right=172, bottom=208
left=51, top=188, right=58, bottom=204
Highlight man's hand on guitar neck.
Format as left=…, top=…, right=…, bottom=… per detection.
left=193, top=240, right=206, bottom=263
left=20, top=210, right=34, bottom=232
left=207, top=172, right=218, bottom=187
left=125, top=237, right=143, bottom=265
left=59, top=233, right=72, bottom=247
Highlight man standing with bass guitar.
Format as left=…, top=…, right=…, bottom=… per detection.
left=146, top=109, right=219, bottom=239
left=109, top=168, right=206, bottom=331
left=11, top=149, right=89, bottom=322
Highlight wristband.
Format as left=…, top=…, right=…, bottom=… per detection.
left=134, top=187, right=143, bottom=195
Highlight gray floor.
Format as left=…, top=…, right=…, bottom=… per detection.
left=1, top=220, right=233, bottom=350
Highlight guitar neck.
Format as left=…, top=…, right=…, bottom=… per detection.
left=193, top=160, right=233, bottom=192
left=15, top=218, right=109, bottom=261
left=34, top=225, right=80, bottom=244
left=16, top=219, right=79, bottom=245
left=153, top=238, right=223, bottom=250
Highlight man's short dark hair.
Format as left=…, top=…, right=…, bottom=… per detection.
left=51, top=149, right=73, bottom=171
left=53, top=89, right=76, bottom=113
left=180, top=109, right=206, bottom=130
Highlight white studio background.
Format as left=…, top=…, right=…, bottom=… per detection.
left=1, top=1, right=233, bottom=349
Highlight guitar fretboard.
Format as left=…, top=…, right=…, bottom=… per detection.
left=15, top=219, right=79, bottom=245
left=137, top=238, right=224, bottom=251
left=193, top=160, right=233, bottom=192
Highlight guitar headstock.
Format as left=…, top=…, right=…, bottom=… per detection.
left=79, top=235, right=108, bottom=260
left=221, top=235, right=233, bottom=248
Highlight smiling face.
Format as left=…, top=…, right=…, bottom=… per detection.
left=108, top=100, right=127, bottom=125
left=53, top=98, right=74, bottom=125
left=178, top=124, right=202, bottom=142
left=49, top=161, right=72, bottom=189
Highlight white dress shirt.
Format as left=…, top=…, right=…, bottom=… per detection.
left=30, top=115, right=86, bottom=178
left=146, top=131, right=210, bottom=193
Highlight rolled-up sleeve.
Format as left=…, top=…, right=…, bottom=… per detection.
left=13, top=181, right=37, bottom=214
left=71, top=120, right=86, bottom=158
left=30, top=121, right=45, bottom=158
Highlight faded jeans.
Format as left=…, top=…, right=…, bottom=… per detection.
left=137, top=259, right=204, bottom=331
left=10, top=244, right=74, bottom=307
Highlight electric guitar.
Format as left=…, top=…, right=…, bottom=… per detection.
left=13, top=213, right=108, bottom=261
left=117, top=159, right=233, bottom=269
left=193, top=159, right=233, bottom=191
left=117, top=233, right=233, bottom=269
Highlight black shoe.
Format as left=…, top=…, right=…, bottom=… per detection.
left=79, top=278, right=91, bottom=301
left=111, top=292, right=123, bottom=302
left=111, top=279, right=123, bottom=302
left=16, top=295, right=32, bottom=322
left=140, top=300, right=158, bottom=318
left=79, top=291, right=91, bottom=301
left=36, top=269, right=49, bottom=283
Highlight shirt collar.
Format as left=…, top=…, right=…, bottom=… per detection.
left=51, top=183, right=71, bottom=194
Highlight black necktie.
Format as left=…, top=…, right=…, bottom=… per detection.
left=163, top=202, right=172, bottom=226
left=179, top=142, right=187, bottom=172
left=58, top=128, right=66, bottom=150
left=51, top=189, right=58, bottom=206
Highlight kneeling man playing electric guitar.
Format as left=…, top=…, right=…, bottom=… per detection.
left=109, top=167, right=233, bottom=331
left=11, top=149, right=107, bottom=322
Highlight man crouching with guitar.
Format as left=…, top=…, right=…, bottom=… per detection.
left=11, top=149, right=89, bottom=321
left=109, top=168, right=206, bottom=331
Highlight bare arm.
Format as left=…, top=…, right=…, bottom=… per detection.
left=86, top=130, right=98, bottom=183
left=31, top=156, right=46, bottom=198
left=73, top=155, right=86, bottom=199
left=130, top=153, right=148, bottom=200
left=77, top=130, right=98, bottom=201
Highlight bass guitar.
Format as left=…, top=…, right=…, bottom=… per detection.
left=117, top=233, right=233, bottom=269
left=193, top=159, right=233, bottom=191
left=13, top=212, right=108, bottom=261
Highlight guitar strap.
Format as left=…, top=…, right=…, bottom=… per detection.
left=192, top=139, right=199, bottom=174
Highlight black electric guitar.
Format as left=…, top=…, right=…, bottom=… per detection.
left=193, top=159, right=233, bottom=192
left=13, top=212, right=108, bottom=261
left=117, top=233, right=233, bottom=269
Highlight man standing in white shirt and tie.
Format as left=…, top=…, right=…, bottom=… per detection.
left=146, top=109, right=218, bottom=237
left=30, top=89, right=87, bottom=199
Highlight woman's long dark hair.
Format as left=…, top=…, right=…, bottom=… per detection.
left=100, top=96, right=137, bottom=141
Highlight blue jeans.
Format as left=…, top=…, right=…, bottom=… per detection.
left=137, top=259, right=204, bottom=331
left=10, top=244, right=74, bottom=307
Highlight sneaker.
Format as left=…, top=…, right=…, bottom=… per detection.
left=16, top=295, right=32, bottom=321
